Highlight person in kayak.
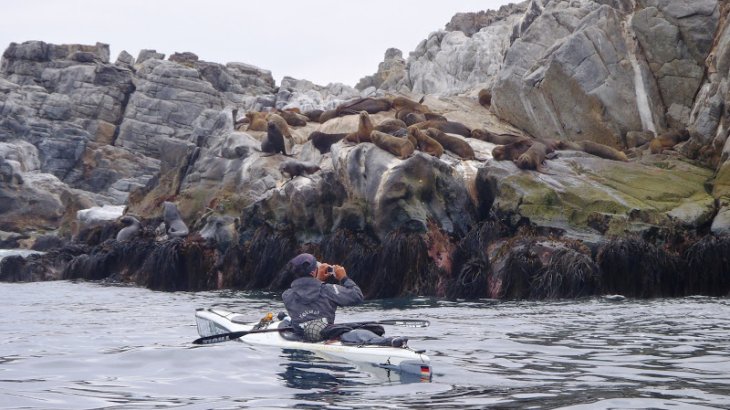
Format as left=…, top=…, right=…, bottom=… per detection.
left=282, top=253, right=407, bottom=347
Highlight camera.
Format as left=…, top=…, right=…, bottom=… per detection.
left=327, top=266, right=334, bottom=276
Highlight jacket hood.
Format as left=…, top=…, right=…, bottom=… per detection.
left=288, top=277, right=322, bottom=303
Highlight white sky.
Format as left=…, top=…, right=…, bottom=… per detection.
left=0, top=0, right=516, bottom=87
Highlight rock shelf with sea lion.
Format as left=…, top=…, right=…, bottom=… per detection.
left=163, top=201, right=189, bottom=238
left=649, top=129, right=690, bottom=154
left=375, top=119, right=408, bottom=136
left=116, top=215, right=142, bottom=241
left=471, top=129, right=527, bottom=145
left=426, top=128, right=476, bottom=160
left=558, top=140, right=628, bottom=161
left=246, top=111, right=268, bottom=132
left=262, top=121, right=288, bottom=155
left=515, top=141, right=550, bottom=171
left=371, top=130, right=415, bottom=159
left=335, top=97, right=392, bottom=116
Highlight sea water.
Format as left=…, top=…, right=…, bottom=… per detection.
left=1, top=281, right=728, bottom=409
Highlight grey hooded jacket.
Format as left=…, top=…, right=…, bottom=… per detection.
left=282, top=276, right=364, bottom=329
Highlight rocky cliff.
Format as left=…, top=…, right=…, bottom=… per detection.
left=1, top=0, right=729, bottom=298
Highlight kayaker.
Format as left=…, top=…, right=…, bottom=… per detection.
left=282, top=253, right=407, bottom=347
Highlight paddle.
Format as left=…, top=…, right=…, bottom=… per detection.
left=192, top=318, right=430, bottom=345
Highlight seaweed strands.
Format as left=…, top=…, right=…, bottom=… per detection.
left=369, top=229, right=439, bottom=299
left=683, top=235, right=730, bottom=296
left=446, top=220, right=506, bottom=299
left=596, top=237, right=683, bottom=298
left=529, top=248, right=599, bottom=299
left=143, top=238, right=217, bottom=291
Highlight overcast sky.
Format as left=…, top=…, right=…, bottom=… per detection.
left=1, top=0, right=516, bottom=87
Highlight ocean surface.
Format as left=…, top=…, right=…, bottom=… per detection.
left=1, top=281, right=729, bottom=409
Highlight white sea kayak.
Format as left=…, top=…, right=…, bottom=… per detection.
left=195, top=308, right=432, bottom=379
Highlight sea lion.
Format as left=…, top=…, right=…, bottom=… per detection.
left=649, top=129, right=690, bottom=154
left=407, top=126, right=444, bottom=157
left=262, top=121, right=288, bottom=155
left=478, top=89, right=491, bottom=107
left=116, top=215, right=141, bottom=241
left=318, top=109, right=338, bottom=123
left=304, top=109, right=324, bottom=122
left=414, top=120, right=471, bottom=138
left=279, top=160, right=321, bottom=180
left=492, top=139, right=534, bottom=161
left=335, top=97, right=392, bottom=116
left=426, top=128, right=476, bottom=160
left=375, top=119, right=407, bottom=136
left=515, top=141, right=549, bottom=171
left=344, top=111, right=375, bottom=144
left=397, top=109, right=427, bottom=126
left=578, top=141, right=628, bottom=161
left=267, top=113, right=292, bottom=138
left=276, top=109, right=308, bottom=127
left=308, top=131, right=348, bottom=154
left=246, top=111, right=268, bottom=132
left=391, top=96, right=430, bottom=113
left=163, top=201, right=189, bottom=238
left=371, top=130, right=415, bottom=159
left=471, top=129, right=527, bottom=145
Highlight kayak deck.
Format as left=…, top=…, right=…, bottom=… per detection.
left=195, top=308, right=432, bottom=378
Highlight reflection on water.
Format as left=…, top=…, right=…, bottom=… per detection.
left=0, top=282, right=729, bottom=409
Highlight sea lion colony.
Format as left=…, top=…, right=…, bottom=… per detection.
left=239, top=93, right=678, bottom=179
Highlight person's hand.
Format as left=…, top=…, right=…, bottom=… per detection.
left=333, top=265, right=347, bottom=281
left=315, top=263, right=331, bottom=281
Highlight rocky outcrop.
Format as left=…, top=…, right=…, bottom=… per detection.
left=355, top=48, right=408, bottom=93
left=445, top=2, right=529, bottom=36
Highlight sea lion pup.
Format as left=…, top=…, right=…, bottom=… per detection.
left=426, top=128, right=476, bottom=160
left=275, top=109, right=308, bottom=127
left=371, top=130, right=415, bottom=159
left=304, top=109, right=324, bottom=122
left=414, top=120, right=471, bottom=138
left=375, top=118, right=408, bottom=136
left=492, top=138, right=534, bottom=161
left=344, top=111, right=375, bottom=144
left=308, top=131, right=348, bottom=154
left=407, top=126, right=444, bottom=157
left=279, top=160, right=321, bottom=180
left=116, top=215, right=142, bottom=241
left=478, top=89, right=492, bottom=107
left=649, top=129, right=690, bottom=154
left=471, top=129, right=527, bottom=145
left=335, top=97, right=392, bottom=116
left=246, top=111, right=268, bottom=131
left=515, top=141, right=550, bottom=171
left=163, top=201, right=189, bottom=238
left=262, top=121, right=288, bottom=155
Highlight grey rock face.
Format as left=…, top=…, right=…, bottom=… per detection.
left=446, top=2, right=529, bottom=37
left=355, top=48, right=407, bottom=92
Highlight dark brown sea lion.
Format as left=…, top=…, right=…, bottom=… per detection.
left=318, top=109, right=338, bottom=123
left=262, top=121, right=288, bottom=155
left=335, top=97, right=392, bottom=116
left=345, top=111, right=375, bottom=144
left=279, top=160, right=321, bottom=180
left=579, top=141, right=629, bottom=161
left=391, top=96, right=430, bottom=113
left=515, top=141, right=549, bottom=171
left=267, top=113, right=292, bottom=139
left=397, top=109, right=427, bottom=126
left=276, top=110, right=308, bottom=127
left=371, top=130, right=415, bottom=159
left=407, top=126, right=444, bottom=157
left=414, top=120, right=471, bottom=138
left=426, top=128, right=476, bottom=160
left=471, top=129, right=527, bottom=145
left=304, top=109, right=325, bottom=122
left=375, top=119, right=408, bottom=136
left=492, top=139, right=534, bottom=161
left=246, top=111, right=268, bottom=132
left=649, top=129, right=690, bottom=154
left=478, top=89, right=491, bottom=107
left=308, top=131, right=348, bottom=154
